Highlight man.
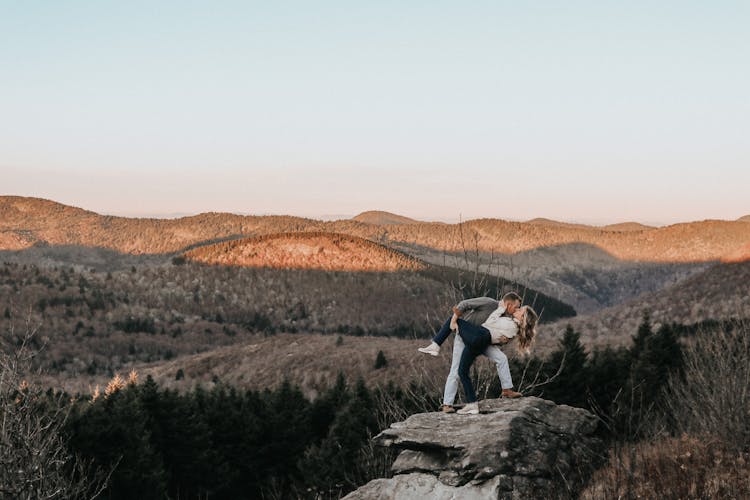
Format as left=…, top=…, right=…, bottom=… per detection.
left=418, top=292, right=524, bottom=413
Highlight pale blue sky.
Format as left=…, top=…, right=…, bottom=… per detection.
left=1, top=1, right=748, bottom=224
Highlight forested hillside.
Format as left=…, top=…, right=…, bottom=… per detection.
left=544, top=260, right=750, bottom=349
left=0, top=259, right=574, bottom=393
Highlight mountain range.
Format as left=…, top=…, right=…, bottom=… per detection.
left=3, top=196, right=750, bottom=263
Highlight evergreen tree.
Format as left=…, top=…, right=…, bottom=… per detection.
left=298, top=378, right=377, bottom=495
left=374, top=350, right=388, bottom=369
left=543, top=325, right=589, bottom=407
left=631, top=312, right=653, bottom=360
left=66, top=386, right=167, bottom=499
left=587, top=346, right=631, bottom=419
left=630, top=323, right=683, bottom=408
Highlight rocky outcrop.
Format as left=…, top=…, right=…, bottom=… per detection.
left=344, top=397, right=605, bottom=499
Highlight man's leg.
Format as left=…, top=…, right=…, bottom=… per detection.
left=483, top=345, right=513, bottom=390
left=442, top=335, right=465, bottom=406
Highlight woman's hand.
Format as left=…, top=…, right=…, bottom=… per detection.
left=450, top=313, right=459, bottom=331
left=497, top=335, right=510, bottom=345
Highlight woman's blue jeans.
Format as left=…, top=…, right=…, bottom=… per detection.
left=455, top=319, right=491, bottom=403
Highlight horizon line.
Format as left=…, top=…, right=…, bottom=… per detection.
left=5, top=194, right=750, bottom=228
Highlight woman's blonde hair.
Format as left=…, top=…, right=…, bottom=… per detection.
left=516, top=306, right=538, bottom=355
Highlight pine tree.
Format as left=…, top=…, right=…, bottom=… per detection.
left=587, top=346, right=631, bottom=417
left=66, top=385, right=167, bottom=499
left=544, top=325, right=589, bottom=407
left=631, top=312, right=653, bottom=360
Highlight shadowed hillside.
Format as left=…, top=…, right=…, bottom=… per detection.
left=543, top=260, right=750, bottom=350
left=183, top=232, right=426, bottom=271
left=400, top=242, right=711, bottom=314
left=352, top=211, right=420, bottom=225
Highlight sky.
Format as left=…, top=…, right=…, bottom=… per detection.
left=1, top=1, right=748, bottom=225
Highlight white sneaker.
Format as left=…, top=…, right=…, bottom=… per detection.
left=457, top=402, right=479, bottom=415
left=417, top=342, right=440, bottom=356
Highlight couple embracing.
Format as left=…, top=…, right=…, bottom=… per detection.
left=418, top=292, right=538, bottom=415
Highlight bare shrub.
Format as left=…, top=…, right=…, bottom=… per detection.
left=581, top=435, right=750, bottom=499
left=0, top=318, right=108, bottom=499
left=664, top=320, right=750, bottom=451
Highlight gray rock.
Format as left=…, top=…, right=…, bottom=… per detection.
left=343, top=472, right=506, bottom=500
left=343, top=397, right=604, bottom=500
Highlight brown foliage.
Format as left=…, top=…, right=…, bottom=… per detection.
left=581, top=436, right=750, bottom=499
left=0, top=322, right=108, bottom=498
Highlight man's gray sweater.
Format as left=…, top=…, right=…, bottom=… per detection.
left=455, top=297, right=501, bottom=325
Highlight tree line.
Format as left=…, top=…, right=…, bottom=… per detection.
left=5, top=314, right=747, bottom=499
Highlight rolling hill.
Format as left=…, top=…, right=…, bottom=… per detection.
left=525, top=218, right=592, bottom=230
left=601, top=222, right=655, bottom=232
left=182, top=232, right=426, bottom=271
left=352, top=210, right=420, bottom=225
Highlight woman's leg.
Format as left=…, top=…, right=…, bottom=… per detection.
left=456, top=319, right=490, bottom=352
left=457, top=344, right=481, bottom=403
left=432, top=316, right=455, bottom=346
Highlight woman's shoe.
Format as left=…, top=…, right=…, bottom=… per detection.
left=418, top=342, right=440, bottom=356
left=502, top=389, right=523, bottom=398
left=457, top=402, right=479, bottom=415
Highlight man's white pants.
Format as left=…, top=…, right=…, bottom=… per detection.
left=443, top=334, right=513, bottom=405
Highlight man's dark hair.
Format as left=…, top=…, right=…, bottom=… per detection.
left=502, top=291, right=522, bottom=303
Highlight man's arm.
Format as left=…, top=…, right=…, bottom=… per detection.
left=453, top=297, right=499, bottom=316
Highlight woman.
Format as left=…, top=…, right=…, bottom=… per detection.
left=442, top=305, right=538, bottom=414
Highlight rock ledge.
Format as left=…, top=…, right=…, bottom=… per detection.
left=344, top=397, right=604, bottom=499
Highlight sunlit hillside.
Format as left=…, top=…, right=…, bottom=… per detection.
left=601, top=222, right=655, bottom=231
left=183, top=232, right=426, bottom=271
left=352, top=210, right=420, bottom=225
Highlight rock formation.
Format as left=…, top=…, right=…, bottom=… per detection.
left=344, top=397, right=604, bottom=499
